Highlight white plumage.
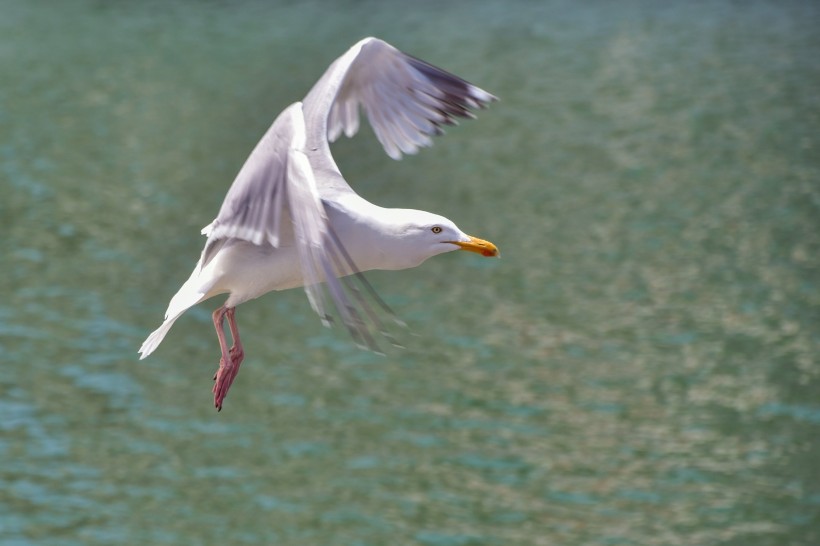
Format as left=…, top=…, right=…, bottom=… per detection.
left=138, top=37, right=498, bottom=410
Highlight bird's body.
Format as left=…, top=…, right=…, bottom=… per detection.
left=139, top=37, right=498, bottom=409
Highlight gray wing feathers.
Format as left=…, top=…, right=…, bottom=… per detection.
left=201, top=104, right=300, bottom=252
left=324, top=38, right=496, bottom=160
left=288, top=146, right=393, bottom=351
left=285, top=147, right=332, bottom=324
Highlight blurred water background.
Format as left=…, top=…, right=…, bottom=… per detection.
left=2, top=1, right=819, bottom=544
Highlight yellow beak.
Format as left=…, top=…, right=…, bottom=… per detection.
left=449, top=235, right=499, bottom=257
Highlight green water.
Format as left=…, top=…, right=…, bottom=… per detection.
left=2, top=1, right=819, bottom=544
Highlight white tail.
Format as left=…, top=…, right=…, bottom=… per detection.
left=139, top=313, right=185, bottom=359
left=138, top=266, right=208, bottom=359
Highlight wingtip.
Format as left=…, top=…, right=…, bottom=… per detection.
left=468, top=86, right=498, bottom=109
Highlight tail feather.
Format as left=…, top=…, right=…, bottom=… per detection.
left=139, top=313, right=184, bottom=359
left=139, top=268, right=208, bottom=359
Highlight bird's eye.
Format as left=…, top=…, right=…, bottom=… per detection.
left=431, top=226, right=442, bottom=234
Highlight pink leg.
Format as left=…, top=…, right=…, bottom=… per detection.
left=225, top=307, right=245, bottom=393
left=211, top=306, right=245, bottom=411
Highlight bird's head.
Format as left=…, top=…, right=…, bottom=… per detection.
left=387, top=210, right=498, bottom=269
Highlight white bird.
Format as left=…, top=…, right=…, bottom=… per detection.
left=138, top=37, right=499, bottom=410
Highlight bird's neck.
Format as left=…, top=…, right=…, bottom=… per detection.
left=326, top=197, right=427, bottom=273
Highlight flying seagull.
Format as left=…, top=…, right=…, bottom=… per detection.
left=138, top=37, right=498, bottom=410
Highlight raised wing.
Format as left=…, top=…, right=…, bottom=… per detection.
left=200, top=104, right=296, bottom=258
left=302, top=37, right=497, bottom=170
left=200, top=102, right=400, bottom=351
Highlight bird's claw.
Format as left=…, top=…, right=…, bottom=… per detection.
left=212, top=346, right=244, bottom=411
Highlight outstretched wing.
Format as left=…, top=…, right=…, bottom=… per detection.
left=302, top=37, right=497, bottom=182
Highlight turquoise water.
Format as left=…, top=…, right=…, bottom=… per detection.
left=2, top=1, right=819, bottom=544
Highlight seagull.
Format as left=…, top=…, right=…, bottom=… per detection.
left=138, top=37, right=499, bottom=410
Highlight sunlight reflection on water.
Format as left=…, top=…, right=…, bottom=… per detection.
left=2, top=0, right=819, bottom=544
